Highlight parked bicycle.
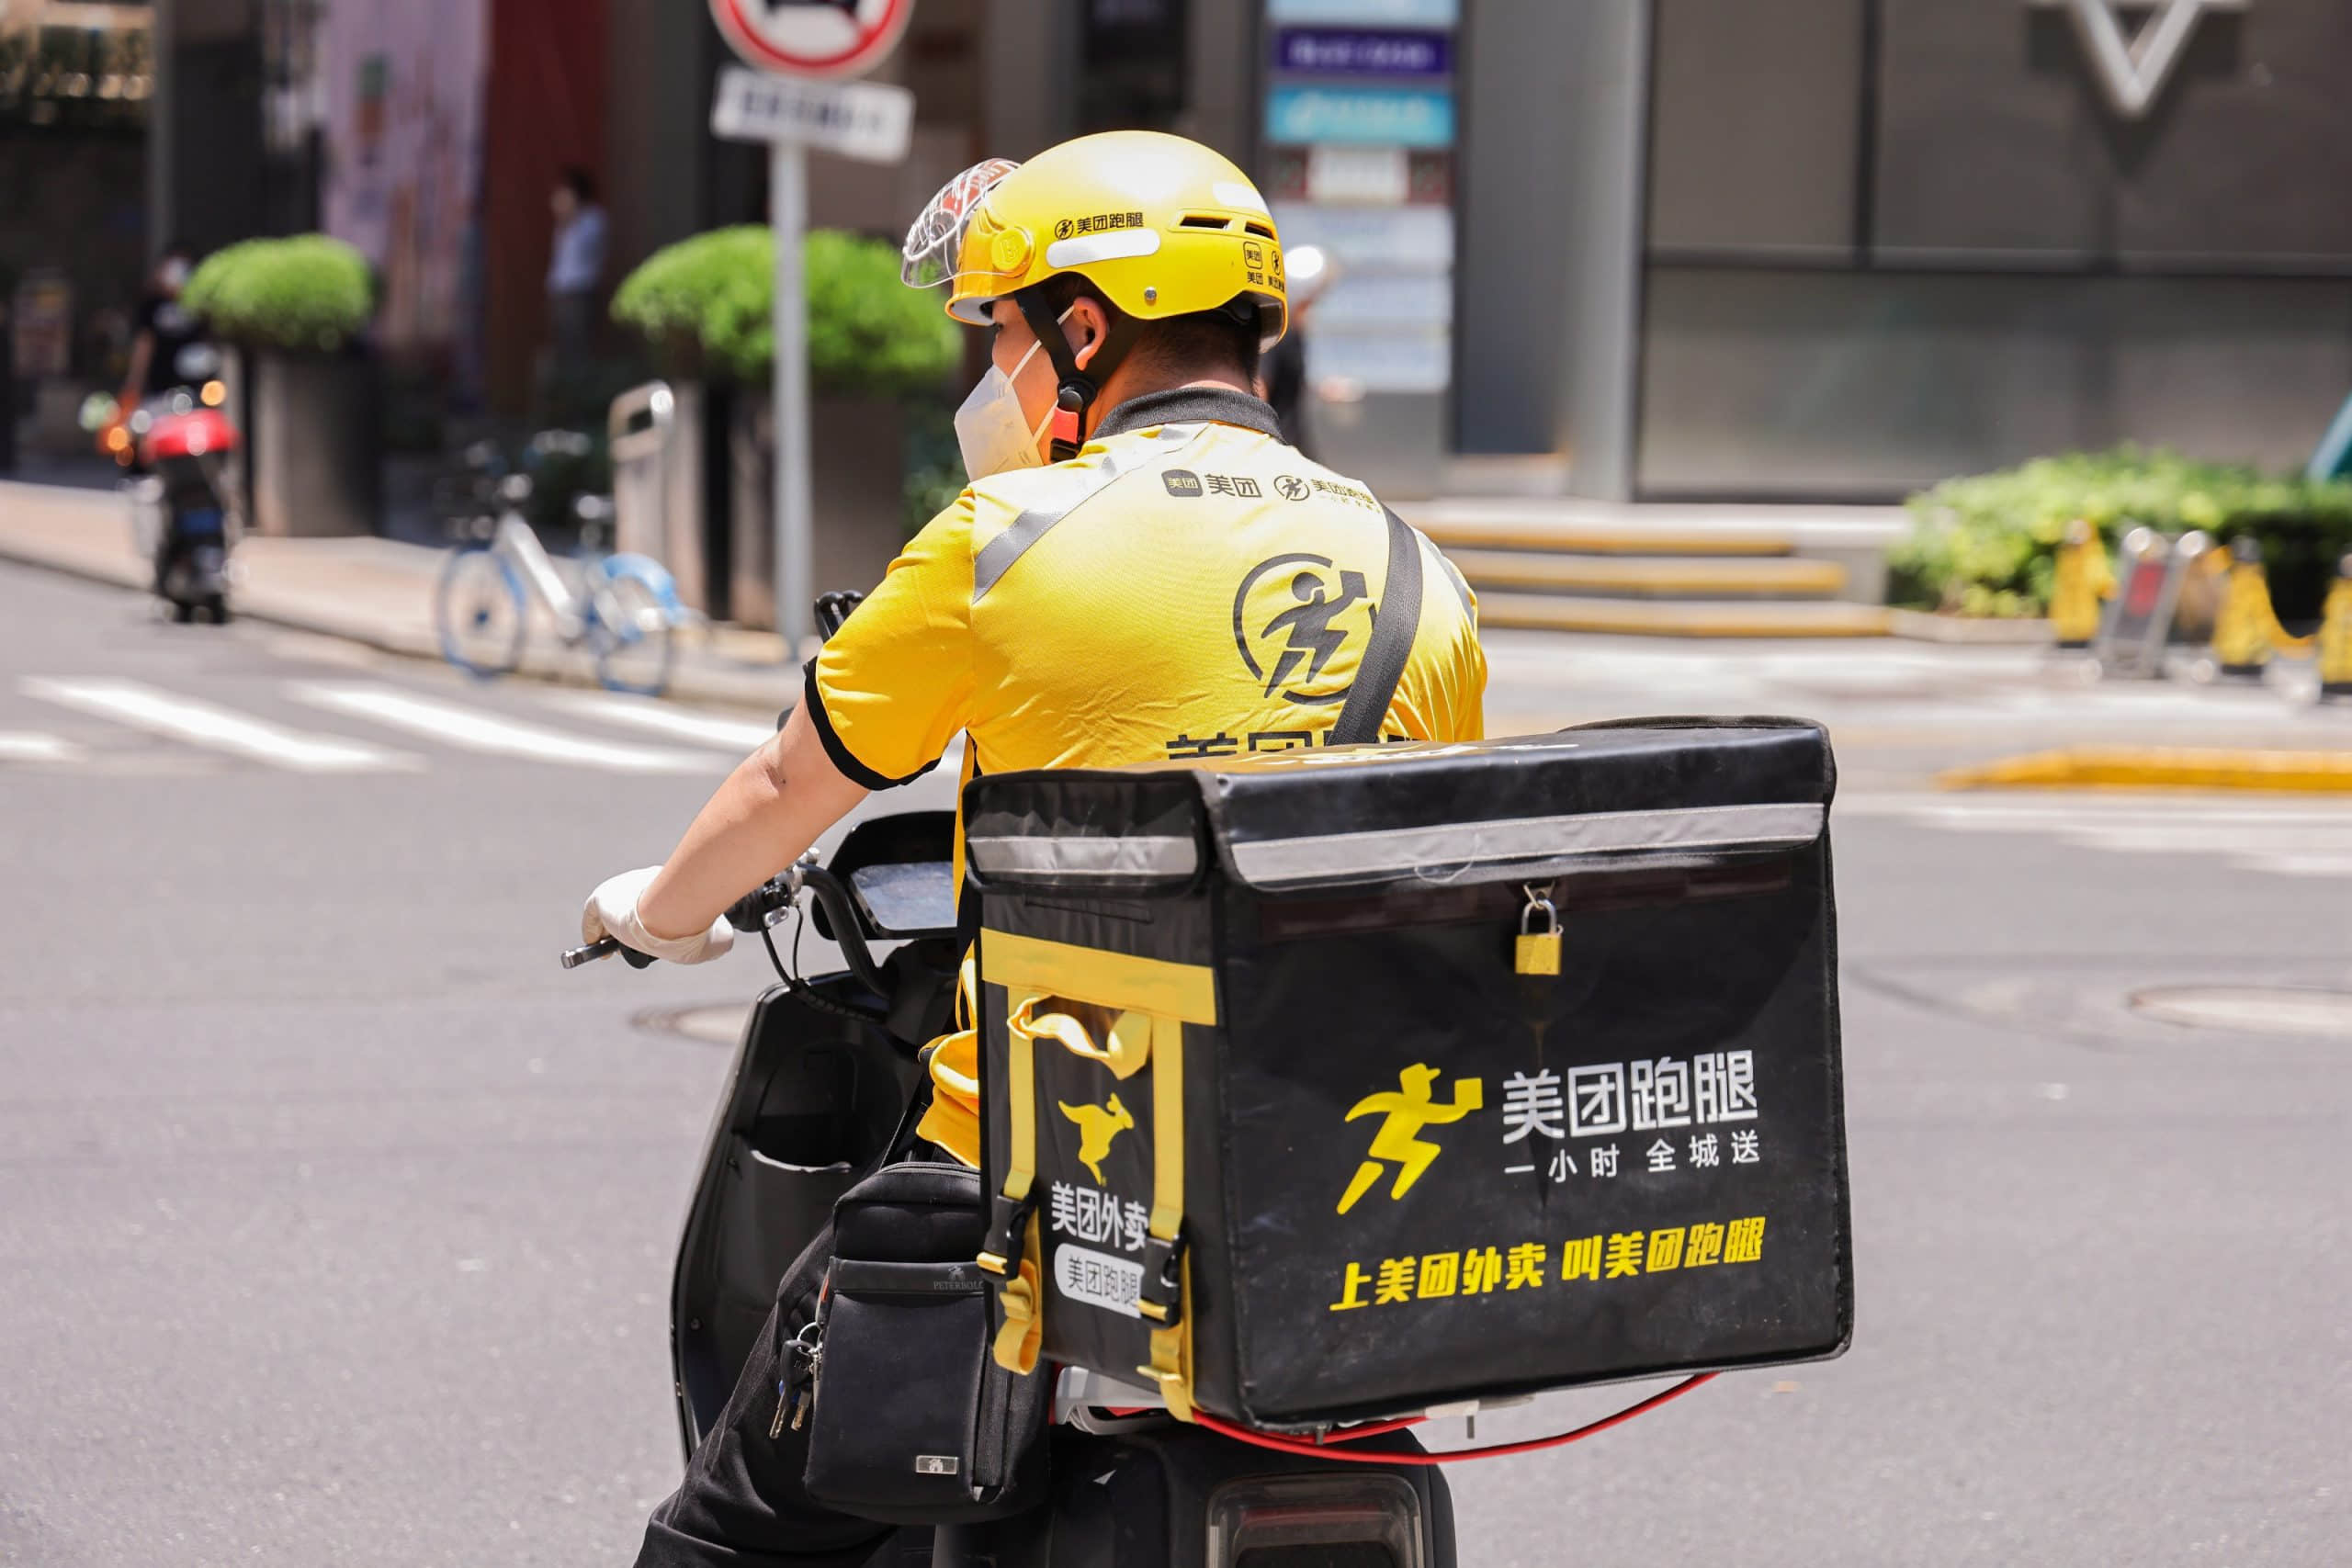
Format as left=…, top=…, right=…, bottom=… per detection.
left=434, top=434, right=685, bottom=697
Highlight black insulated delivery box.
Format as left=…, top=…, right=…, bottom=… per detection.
left=962, top=719, right=1851, bottom=1432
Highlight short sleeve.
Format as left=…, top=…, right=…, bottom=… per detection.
left=1389, top=536, right=1486, bottom=744
left=806, top=494, right=979, bottom=789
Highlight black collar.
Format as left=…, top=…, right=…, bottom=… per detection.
left=1091, top=385, right=1283, bottom=442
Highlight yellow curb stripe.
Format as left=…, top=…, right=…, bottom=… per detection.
left=1940, top=748, right=2352, bottom=794
left=1414, top=522, right=1794, bottom=558
left=1476, top=592, right=1891, bottom=639
left=1446, top=550, right=1847, bottom=598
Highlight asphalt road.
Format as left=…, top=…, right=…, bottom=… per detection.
left=3, top=558, right=2348, bottom=1567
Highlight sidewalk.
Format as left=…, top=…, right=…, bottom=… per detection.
left=6, top=478, right=2349, bottom=790
left=0, top=479, right=799, bottom=712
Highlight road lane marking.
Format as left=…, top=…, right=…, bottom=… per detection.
left=19, top=678, right=416, bottom=773
left=1840, top=793, right=2352, bottom=883
left=541, top=692, right=775, bottom=751
left=0, top=730, right=83, bottom=762
left=287, top=682, right=730, bottom=773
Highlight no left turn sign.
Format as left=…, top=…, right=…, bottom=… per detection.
left=709, top=0, right=914, bottom=79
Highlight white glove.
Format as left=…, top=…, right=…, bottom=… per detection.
left=582, top=866, right=736, bottom=965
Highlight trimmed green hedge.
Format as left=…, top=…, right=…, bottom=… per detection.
left=183, top=234, right=374, bottom=354
left=1892, top=447, right=2352, bottom=621
left=611, top=227, right=959, bottom=395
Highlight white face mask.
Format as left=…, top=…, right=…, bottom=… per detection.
left=953, top=307, right=1072, bottom=481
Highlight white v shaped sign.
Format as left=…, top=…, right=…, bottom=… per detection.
left=2030, top=0, right=2250, bottom=119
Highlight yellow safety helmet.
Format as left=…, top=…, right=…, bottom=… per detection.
left=902, top=131, right=1286, bottom=457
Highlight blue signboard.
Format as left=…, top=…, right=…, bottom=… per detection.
left=1274, top=27, right=1451, bottom=78
left=1265, top=84, right=1454, bottom=149
left=1267, top=0, right=1458, bottom=25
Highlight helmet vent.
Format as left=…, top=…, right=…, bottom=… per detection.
left=1176, top=213, right=1233, bottom=230
left=1243, top=220, right=1276, bottom=240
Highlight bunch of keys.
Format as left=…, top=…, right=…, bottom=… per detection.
left=771, top=1320, right=826, bottom=1438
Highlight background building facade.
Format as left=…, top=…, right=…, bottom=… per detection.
left=12, top=0, right=2351, bottom=502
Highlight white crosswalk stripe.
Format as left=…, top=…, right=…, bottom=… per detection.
left=286, top=682, right=732, bottom=773
left=0, top=730, right=83, bottom=763
left=1842, top=795, right=2352, bottom=880
left=19, top=677, right=418, bottom=773
left=541, top=691, right=776, bottom=751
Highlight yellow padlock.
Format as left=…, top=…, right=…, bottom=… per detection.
left=1515, top=887, right=1562, bottom=976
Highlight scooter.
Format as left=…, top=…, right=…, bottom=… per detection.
left=568, top=594, right=1457, bottom=1568
left=126, top=343, right=242, bottom=624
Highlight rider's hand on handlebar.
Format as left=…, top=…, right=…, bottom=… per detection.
left=582, top=867, right=737, bottom=965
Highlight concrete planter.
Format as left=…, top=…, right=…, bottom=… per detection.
left=244, top=349, right=382, bottom=537
left=725, top=391, right=908, bottom=634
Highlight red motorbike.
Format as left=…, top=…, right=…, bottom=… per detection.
left=127, top=344, right=243, bottom=624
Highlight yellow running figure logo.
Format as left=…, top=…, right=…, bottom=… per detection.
left=1058, top=1093, right=1135, bottom=1183
left=1337, top=1066, right=1485, bottom=1215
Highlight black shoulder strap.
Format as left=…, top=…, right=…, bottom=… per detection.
left=1328, top=506, right=1425, bottom=747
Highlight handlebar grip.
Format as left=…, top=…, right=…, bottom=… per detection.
left=560, top=938, right=656, bottom=970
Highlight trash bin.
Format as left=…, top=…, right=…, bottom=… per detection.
left=610, top=379, right=714, bottom=610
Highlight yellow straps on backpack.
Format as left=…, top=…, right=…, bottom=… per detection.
left=917, top=958, right=983, bottom=1168
left=1136, top=1010, right=1194, bottom=1420
left=989, top=1213, right=1044, bottom=1376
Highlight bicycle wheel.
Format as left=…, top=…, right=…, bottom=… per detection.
left=590, top=567, right=676, bottom=696
left=435, top=547, right=527, bottom=677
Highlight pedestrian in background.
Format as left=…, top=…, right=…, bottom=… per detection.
left=546, top=167, right=608, bottom=376
left=118, top=245, right=201, bottom=411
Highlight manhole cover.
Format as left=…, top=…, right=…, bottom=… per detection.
left=634, top=1002, right=754, bottom=1046
left=2127, top=986, right=2352, bottom=1039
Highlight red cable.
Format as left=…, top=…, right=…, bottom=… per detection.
left=1190, top=1373, right=1716, bottom=1467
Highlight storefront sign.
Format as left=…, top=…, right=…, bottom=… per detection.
left=1266, top=84, right=1453, bottom=148
left=1268, top=0, right=1457, bottom=24
left=1272, top=202, right=1455, bottom=269
left=1306, top=145, right=1408, bottom=204
left=9, top=273, right=73, bottom=380
left=1305, top=325, right=1452, bottom=394
left=1273, top=27, right=1451, bottom=77
left=2027, top=0, right=2249, bottom=119
left=1309, top=270, right=1453, bottom=330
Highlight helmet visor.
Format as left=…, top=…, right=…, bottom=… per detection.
left=901, top=157, right=1021, bottom=290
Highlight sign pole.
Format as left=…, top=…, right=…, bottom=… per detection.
left=707, top=0, right=914, bottom=653
left=771, top=138, right=813, bottom=657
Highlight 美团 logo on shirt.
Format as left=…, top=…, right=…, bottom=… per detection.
left=1233, top=553, right=1374, bottom=705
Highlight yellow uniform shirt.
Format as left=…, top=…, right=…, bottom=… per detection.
left=806, top=388, right=1487, bottom=1165
left=806, top=387, right=1486, bottom=792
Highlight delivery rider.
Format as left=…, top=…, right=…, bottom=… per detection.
left=581, top=130, right=1487, bottom=1565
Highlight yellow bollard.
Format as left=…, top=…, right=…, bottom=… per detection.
left=2048, top=519, right=2114, bottom=649
left=2320, top=551, right=2352, bottom=701
left=2205, top=536, right=2312, bottom=678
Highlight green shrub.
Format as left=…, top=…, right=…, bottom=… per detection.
left=611, top=227, right=959, bottom=396
left=183, top=234, right=374, bottom=353
left=1893, top=446, right=2352, bottom=621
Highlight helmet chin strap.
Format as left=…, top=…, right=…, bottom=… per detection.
left=1014, top=288, right=1141, bottom=462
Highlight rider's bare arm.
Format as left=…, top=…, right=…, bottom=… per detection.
left=637, top=702, right=869, bottom=942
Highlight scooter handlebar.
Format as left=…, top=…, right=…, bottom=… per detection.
left=560, top=937, right=655, bottom=970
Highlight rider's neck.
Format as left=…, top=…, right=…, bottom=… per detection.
left=1089, top=365, right=1258, bottom=427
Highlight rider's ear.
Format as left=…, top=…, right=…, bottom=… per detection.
left=1069, top=298, right=1111, bottom=374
